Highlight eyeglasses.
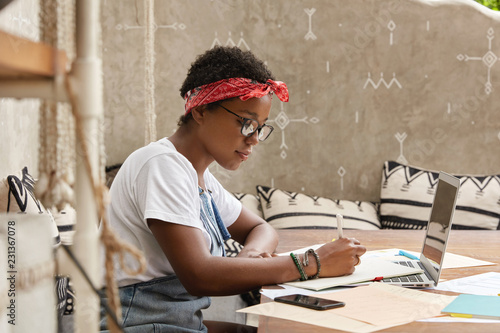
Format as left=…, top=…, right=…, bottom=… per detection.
left=218, top=104, right=274, bottom=142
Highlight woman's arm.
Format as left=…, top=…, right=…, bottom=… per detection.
left=227, top=206, right=279, bottom=258
left=148, top=218, right=366, bottom=297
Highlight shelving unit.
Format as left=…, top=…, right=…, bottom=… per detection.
left=0, top=1, right=102, bottom=332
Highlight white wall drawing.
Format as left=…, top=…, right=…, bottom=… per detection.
left=395, top=132, right=408, bottom=164
left=388, top=20, right=396, bottom=45
left=212, top=31, right=250, bottom=50
left=268, top=102, right=319, bottom=159
left=363, top=72, right=402, bottom=89
left=457, top=28, right=498, bottom=95
left=304, top=8, right=317, bottom=40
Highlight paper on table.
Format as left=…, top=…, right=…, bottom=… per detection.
left=260, top=284, right=348, bottom=300
left=238, top=301, right=396, bottom=333
left=434, top=272, right=500, bottom=296
left=285, top=258, right=423, bottom=291
left=320, top=283, right=455, bottom=326
left=364, top=248, right=495, bottom=269
left=441, top=294, right=500, bottom=320
left=239, top=283, right=456, bottom=332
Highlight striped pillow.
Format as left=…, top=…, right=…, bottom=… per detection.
left=256, top=185, right=381, bottom=230
left=380, top=161, right=500, bottom=230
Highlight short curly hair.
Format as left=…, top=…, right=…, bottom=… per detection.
left=178, top=46, right=275, bottom=125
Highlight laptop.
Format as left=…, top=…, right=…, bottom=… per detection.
left=380, top=171, right=461, bottom=288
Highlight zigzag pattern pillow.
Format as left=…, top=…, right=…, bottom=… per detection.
left=256, top=185, right=381, bottom=230
left=380, top=161, right=500, bottom=230
left=0, top=167, right=61, bottom=246
left=232, top=192, right=263, bottom=218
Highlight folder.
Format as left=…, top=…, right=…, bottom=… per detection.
left=441, top=294, right=500, bottom=320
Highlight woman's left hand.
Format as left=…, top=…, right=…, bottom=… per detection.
left=237, top=248, right=277, bottom=258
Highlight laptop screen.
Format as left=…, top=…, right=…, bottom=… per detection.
left=422, top=172, right=460, bottom=272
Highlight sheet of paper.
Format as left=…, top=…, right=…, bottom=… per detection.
left=238, top=301, right=396, bottom=333
left=364, top=248, right=495, bottom=269
left=285, top=258, right=423, bottom=291
left=282, top=246, right=495, bottom=270
left=434, top=272, right=500, bottom=296
left=239, top=283, right=456, bottom=332
left=319, top=283, right=455, bottom=326
left=260, top=284, right=348, bottom=300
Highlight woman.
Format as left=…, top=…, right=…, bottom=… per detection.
left=100, top=46, right=366, bottom=332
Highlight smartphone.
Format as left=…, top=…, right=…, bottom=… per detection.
left=274, top=294, right=345, bottom=311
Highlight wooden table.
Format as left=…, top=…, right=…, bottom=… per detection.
left=258, top=229, right=500, bottom=333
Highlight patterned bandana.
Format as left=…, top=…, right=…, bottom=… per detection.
left=184, top=77, right=289, bottom=115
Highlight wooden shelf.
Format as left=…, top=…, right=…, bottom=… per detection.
left=0, top=29, right=68, bottom=79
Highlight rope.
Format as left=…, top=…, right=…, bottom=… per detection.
left=39, top=1, right=147, bottom=331
left=64, top=76, right=147, bottom=333
left=37, top=0, right=76, bottom=211
left=144, top=0, right=157, bottom=145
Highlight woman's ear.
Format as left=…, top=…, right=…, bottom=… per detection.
left=190, top=106, right=206, bottom=125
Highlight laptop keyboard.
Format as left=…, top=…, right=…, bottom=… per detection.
left=382, top=261, right=433, bottom=283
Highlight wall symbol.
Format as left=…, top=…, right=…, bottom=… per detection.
left=304, top=8, right=317, bottom=40
left=388, top=20, right=396, bottom=45
left=338, top=166, right=346, bottom=191
left=395, top=132, right=408, bottom=164
left=115, top=22, right=186, bottom=31
left=457, top=27, right=498, bottom=95
left=363, top=72, right=402, bottom=89
left=268, top=102, right=319, bottom=159
left=211, top=31, right=250, bottom=50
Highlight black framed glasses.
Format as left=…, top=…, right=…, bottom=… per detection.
left=218, top=104, right=274, bottom=142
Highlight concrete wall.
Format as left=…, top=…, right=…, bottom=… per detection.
left=0, top=0, right=40, bottom=179
left=2, top=0, right=499, bottom=202
left=101, top=0, right=500, bottom=202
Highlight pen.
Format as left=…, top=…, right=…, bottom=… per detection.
left=398, top=250, right=419, bottom=260
left=337, top=214, right=343, bottom=239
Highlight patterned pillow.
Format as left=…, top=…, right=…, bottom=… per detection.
left=380, top=161, right=500, bottom=230
left=232, top=192, right=263, bottom=218
left=0, top=167, right=61, bottom=246
left=256, top=185, right=381, bottom=230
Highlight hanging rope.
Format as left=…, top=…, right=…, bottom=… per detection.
left=38, top=1, right=147, bottom=332
left=37, top=0, right=76, bottom=211
left=144, top=0, right=157, bottom=145
left=64, top=76, right=147, bottom=333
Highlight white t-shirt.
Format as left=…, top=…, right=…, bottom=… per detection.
left=104, top=138, right=242, bottom=287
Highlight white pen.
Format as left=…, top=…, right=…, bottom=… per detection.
left=337, top=214, right=344, bottom=239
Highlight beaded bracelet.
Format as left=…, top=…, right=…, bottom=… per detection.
left=290, top=253, right=307, bottom=281
left=306, top=249, right=321, bottom=280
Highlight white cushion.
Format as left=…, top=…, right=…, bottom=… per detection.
left=380, top=161, right=500, bottom=230
left=256, top=185, right=381, bottom=230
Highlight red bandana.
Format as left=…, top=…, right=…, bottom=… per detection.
left=184, top=78, right=289, bottom=115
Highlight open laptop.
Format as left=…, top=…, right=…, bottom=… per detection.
left=379, top=171, right=461, bottom=288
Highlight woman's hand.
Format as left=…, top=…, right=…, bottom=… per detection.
left=314, top=238, right=366, bottom=278
left=237, top=247, right=277, bottom=258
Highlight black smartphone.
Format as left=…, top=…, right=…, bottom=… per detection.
left=274, top=294, right=345, bottom=311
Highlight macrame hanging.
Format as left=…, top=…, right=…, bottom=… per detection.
left=37, top=0, right=76, bottom=211
left=37, top=1, right=146, bottom=333
left=144, top=0, right=157, bottom=144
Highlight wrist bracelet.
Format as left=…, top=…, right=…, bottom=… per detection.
left=307, top=249, right=321, bottom=280
left=290, top=253, right=307, bottom=281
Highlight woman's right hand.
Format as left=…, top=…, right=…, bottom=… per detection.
left=313, top=238, right=367, bottom=278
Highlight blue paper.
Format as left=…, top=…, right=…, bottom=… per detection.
left=442, top=294, right=500, bottom=319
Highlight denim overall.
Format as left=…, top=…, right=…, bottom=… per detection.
left=100, top=189, right=231, bottom=332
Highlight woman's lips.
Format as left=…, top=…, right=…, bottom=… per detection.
left=237, top=150, right=251, bottom=161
